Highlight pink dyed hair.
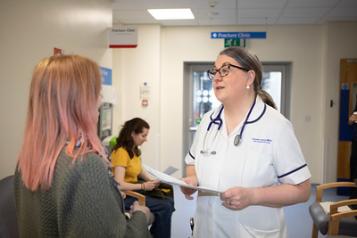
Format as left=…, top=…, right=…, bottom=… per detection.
left=17, top=55, right=106, bottom=191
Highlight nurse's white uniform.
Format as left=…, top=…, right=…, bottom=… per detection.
left=185, top=96, right=311, bottom=238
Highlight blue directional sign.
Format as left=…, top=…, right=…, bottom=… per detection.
left=211, top=32, right=266, bottom=39
left=100, top=67, right=112, bottom=85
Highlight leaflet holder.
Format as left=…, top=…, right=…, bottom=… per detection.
left=98, top=103, right=113, bottom=141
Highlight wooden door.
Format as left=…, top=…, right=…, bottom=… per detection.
left=338, top=59, right=357, bottom=179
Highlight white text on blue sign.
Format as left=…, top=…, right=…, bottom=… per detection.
left=211, top=32, right=266, bottom=39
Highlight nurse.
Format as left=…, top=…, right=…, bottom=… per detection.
left=181, top=47, right=311, bottom=238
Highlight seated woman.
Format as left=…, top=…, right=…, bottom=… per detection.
left=111, top=117, right=175, bottom=238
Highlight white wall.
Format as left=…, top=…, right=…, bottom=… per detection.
left=112, top=25, right=162, bottom=168
left=114, top=23, right=357, bottom=184
left=0, top=0, right=112, bottom=179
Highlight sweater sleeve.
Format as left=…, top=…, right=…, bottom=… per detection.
left=55, top=153, right=151, bottom=238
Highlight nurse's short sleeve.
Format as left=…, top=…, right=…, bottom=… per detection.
left=273, top=120, right=311, bottom=184
left=185, top=114, right=209, bottom=165
left=111, top=147, right=130, bottom=168
left=185, top=129, right=199, bottom=165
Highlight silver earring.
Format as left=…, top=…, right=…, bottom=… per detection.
left=246, top=85, right=250, bottom=89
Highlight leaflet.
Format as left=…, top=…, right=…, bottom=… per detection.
left=162, top=166, right=179, bottom=175
left=143, top=164, right=222, bottom=195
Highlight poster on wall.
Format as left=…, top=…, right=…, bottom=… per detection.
left=100, top=67, right=117, bottom=105
left=100, top=67, right=112, bottom=85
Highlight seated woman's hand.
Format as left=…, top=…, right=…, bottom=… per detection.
left=180, top=176, right=198, bottom=200
left=152, top=179, right=160, bottom=187
left=130, top=201, right=154, bottom=225
left=142, top=181, right=157, bottom=191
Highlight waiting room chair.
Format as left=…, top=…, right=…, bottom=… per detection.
left=309, top=181, right=357, bottom=238
left=0, top=175, right=18, bottom=238
left=125, top=190, right=146, bottom=205
left=124, top=186, right=173, bottom=227
left=124, top=182, right=174, bottom=206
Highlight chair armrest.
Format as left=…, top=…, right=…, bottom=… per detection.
left=125, top=191, right=146, bottom=205
left=310, top=182, right=357, bottom=237
left=310, top=199, right=357, bottom=236
left=309, top=202, right=329, bottom=235
left=328, top=205, right=357, bottom=236
left=331, top=209, right=357, bottom=221
left=315, top=182, right=356, bottom=202
left=330, top=199, right=357, bottom=214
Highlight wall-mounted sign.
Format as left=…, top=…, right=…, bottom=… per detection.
left=108, top=26, right=137, bottom=48
left=211, top=32, right=266, bottom=39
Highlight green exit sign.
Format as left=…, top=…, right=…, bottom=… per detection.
left=224, top=38, right=246, bottom=48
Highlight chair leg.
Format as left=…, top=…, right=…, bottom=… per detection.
left=312, top=224, right=318, bottom=238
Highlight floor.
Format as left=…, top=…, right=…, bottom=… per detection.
left=171, top=185, right=196, bottom=238
left=170, top=185, right=351, bottom=238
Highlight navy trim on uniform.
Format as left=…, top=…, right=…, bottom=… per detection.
left=189, top=151, right=195, bottom=160
left=278, top=164, right=307, bottom=179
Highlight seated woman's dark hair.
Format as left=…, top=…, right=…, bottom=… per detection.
left=113, top=117, right=150, bottom=158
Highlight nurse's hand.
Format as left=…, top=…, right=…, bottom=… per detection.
left=180, top=176, right=198, bottom=200
left=220, top=187, right=254, bottom=210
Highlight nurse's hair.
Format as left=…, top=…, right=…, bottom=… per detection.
left=219, top=47, right=277, bottom=109
left=113, top=117, right=150, bottom=158
left=17, top=55, right=105, bottom=191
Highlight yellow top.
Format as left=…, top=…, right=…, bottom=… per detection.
left=111, top=147, right=142, bottom=183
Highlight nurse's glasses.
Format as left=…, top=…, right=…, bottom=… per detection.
left=207, top=63, right=249, bottom=80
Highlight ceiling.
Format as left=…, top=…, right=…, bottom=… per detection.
left=112, top=0, right=357, bottom=26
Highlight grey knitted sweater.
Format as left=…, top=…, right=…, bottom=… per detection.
left=14, top=151, right=151, bottom=238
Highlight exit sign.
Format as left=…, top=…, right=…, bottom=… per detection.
left=224, top=39, right=246, bottom=48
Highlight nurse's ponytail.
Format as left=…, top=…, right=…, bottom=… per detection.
left=257, top=89, right=277, bottom=109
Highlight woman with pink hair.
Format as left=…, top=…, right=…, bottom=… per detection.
left=15, top=55, right=152, bottom=237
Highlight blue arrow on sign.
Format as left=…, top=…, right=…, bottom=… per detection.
left=211, top=32, right=266, bottom=39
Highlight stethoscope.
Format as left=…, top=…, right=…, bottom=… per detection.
left=200, top=97, right=261, bottom=155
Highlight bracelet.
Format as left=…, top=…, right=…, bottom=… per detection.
left=141, top=183, right=145, bottom=191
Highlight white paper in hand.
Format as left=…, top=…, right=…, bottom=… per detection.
left=143, top=164, right=222, bottom=195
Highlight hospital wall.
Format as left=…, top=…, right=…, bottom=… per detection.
left=113, top=23, right=357, bottom=184
left=0, top=0, right=112, bottom=179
